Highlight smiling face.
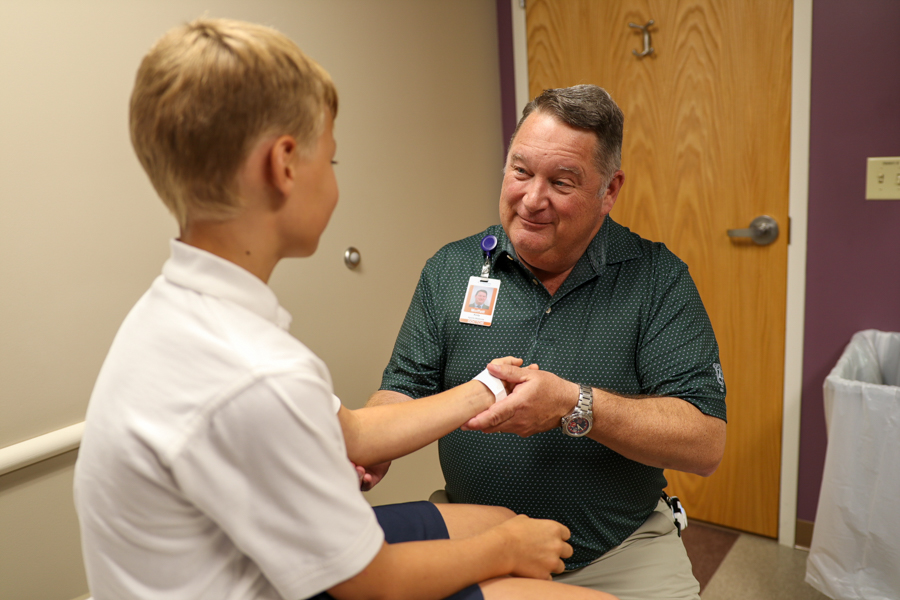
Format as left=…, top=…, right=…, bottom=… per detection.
left=499, top=112, right=623, bottom=277
left=474, top=290, right=487, bottom=305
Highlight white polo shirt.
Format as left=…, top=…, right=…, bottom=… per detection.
left=74, top=240, right=383, bottom=600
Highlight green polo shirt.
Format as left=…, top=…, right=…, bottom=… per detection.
left=381, top=216, right=726, bottom=569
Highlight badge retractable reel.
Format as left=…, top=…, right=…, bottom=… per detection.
left=480, top=235, right=497, bottom=277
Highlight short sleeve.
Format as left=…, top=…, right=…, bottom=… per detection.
left=171, top=372, right=384, bottom=599
left=380, top=264, right=445, bottom=399
left=637, top=248, right=727, bottom=421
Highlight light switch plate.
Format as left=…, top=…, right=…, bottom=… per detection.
left=866, top=157, right=900, bottom=200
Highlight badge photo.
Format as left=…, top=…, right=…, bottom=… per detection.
left=459, top=276, right=501, bottom=327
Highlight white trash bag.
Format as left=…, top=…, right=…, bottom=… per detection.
left=806, top=329, right=900, bottom=600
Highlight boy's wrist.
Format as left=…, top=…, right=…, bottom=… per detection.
left=474, top=524, right=516, bottom=577
left=472, top=369, right=507, bottom=402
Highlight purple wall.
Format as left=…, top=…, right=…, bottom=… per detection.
left=496, top=0, right=517, bottom=157
left=798, top=0, right=900, bottom=522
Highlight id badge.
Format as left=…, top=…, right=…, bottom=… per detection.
left=459, top=276, right=501, bottom=327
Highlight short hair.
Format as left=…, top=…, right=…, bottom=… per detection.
left=510, top=85, right=623, bottom=185
left=129, top=18, right=338, bottom=228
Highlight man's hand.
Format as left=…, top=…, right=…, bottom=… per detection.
left=462, top=363, right=577, bottom=437
left=494, top=515, right=572, bottom=579
left=483, top=356, right=526, bottom=396
left=352, top=461, right=391, bottom=491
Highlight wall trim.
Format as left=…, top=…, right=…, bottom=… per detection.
left=0, top=422, right=84, bottom=477
left=510, top=0, right=529, bottom=116
left=794, top=518, right=815, bottom=550
left=779, top=0, right=813, bottom=548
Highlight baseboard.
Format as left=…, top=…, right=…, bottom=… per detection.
left=794, top=518, right=814, bottom=549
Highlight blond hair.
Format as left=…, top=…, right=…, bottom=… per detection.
left=129, top=18, right=338, bottom=228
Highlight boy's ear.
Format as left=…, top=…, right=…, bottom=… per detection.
left=268, top=135, right=300, bottom=198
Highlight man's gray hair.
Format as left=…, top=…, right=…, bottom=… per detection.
left=510, top=85, right=624, bottom=184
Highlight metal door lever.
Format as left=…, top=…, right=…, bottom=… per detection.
left=727, top=215, right=779, bottom=245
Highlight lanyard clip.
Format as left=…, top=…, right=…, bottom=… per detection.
left=481, top=255, right=491, bottom=278
left=480, top=235, right=498, bottom=278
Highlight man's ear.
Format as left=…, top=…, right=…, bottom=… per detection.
left=601, top=170, right=625, bottom=214
left=268, top=135, right=300, bottom=199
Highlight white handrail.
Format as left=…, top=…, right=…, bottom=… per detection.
left=0, top=422, right=84, bottom=476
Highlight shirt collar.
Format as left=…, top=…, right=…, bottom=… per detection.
left=492, top=225, right=517, bottom=265
left=162, top=239, right=293, bottom=330
left=602, top=216, right=644, bottom=265
left=492, top=215, right=644, bottom=276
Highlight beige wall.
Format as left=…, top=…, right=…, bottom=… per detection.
left=0, top=1, right=502, bottom=598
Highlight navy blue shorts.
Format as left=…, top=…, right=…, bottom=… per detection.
left=307, top=501, right=484, bottom=600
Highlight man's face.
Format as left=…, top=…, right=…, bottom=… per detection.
left=499, top=112, right=623, bottom=275
left=475, top=290, right=487, bottom=305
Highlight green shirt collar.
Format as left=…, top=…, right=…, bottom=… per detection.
left=493, top=215, right=645, bottom=278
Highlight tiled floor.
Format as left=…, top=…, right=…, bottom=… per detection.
left=700, top=533, right=829, bottom=599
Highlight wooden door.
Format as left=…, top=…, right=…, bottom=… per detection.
left=527, top=0, right=792, bottom=538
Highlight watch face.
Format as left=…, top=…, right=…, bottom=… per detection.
left=564, top=416, right=591, bottom=437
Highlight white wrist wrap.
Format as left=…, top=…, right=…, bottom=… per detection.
left=473, top=369, right=507, bottom=402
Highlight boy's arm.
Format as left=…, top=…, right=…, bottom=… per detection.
left=339, top=380, right=494, bottom=467
left=353, top=359, right=531, bottom=488
left=366, top=389, right=413, bottom=407
left=328, top=514, right=572, bottom=600
left=347, top=390, right=413, bottom=490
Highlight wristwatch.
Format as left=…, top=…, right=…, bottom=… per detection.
left=561, top=384, right=593, bottom=437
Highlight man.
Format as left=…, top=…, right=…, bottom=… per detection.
left=366, top=85, right=727, bottom=600
left=469, top=289, right=490, bottom=309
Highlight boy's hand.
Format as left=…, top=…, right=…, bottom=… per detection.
left=352, top=461, right=391, bottom=491
left=494, top=514, right=572, bottom=579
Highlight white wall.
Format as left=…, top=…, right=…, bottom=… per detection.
left=0, top=2, right=503, bottom=598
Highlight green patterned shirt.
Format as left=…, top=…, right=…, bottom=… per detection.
left=381, top=216, right=726, bottom=568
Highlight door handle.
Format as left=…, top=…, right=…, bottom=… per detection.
left=344, top=247, right=361, bottom=269
left=727, top=215, right=779, bottom=245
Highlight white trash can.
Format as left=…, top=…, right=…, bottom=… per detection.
left=806, top=329, right=900, bottom=600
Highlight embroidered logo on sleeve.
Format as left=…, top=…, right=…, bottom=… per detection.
left=713, top=363, right=725, bottom=393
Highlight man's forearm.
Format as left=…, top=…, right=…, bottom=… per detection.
left=587, top=389, right=726, bottom=476
left=467, top=364, right=725, bottom=476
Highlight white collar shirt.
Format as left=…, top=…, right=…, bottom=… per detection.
left=75, top=240, right=383, bottom=600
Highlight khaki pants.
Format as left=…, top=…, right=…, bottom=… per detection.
left=431, top=492, right=699, bottom=600
left=552, top=499, right=699, bottom=600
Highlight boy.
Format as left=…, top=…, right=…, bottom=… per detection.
left=73, top=18, right=616, bottom=600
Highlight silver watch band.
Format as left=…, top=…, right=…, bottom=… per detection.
left=576, top=384, right=593, bottom=413
left=560, top=384, right=594, bottom=437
